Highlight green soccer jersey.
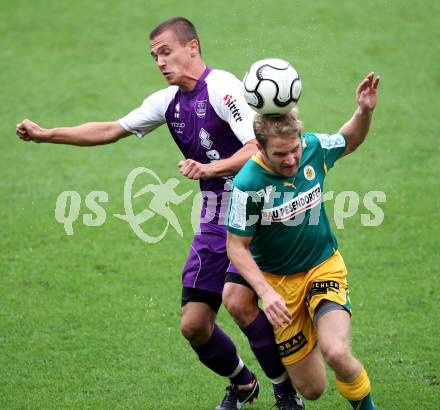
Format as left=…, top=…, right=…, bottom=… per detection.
left=227, top=132, right=347, bottom=275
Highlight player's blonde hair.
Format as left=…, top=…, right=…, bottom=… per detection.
left=253, top=109, right=303, bottom=148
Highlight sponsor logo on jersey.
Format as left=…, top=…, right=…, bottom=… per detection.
left=306, top=280, right=340, bottom=305
left=195, top=100, right=207, bottom=118
left=304, top=165, right=315, bottom=181
left=170, top=122, right=185, bottom=128
left=277, top=331, right=308, bottom=357
left=256, top=185, right=275, bottom=203
left=199, top=128, right=213, bottom=149
left=262, top=183, right=321, bottom=222
left=170, top=121, right=185, bottom=135
left=223, top=94, right=243, bottom=122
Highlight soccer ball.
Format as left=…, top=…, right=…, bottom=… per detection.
left=243, top=58, right=301, bottom=115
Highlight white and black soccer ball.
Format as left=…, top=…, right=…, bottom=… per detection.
left=243, top=58, right=302, bottom=115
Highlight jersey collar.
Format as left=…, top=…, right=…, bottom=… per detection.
left=251, top=155, right=276, bottom=174
left=181, top=66, right=211, bottom=97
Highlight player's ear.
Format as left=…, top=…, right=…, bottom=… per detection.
left=188, top=39, right=199, bottom=57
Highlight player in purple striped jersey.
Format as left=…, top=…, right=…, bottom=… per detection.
left=16, top=17, right=304, bottom=409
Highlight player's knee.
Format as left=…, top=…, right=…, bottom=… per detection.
left=222, top=285, right=259, bottom=327
left=180, top=316, right=210, bottom=344
left=321, top=343, right=350, bottom=370
left=295, top=379, right=326, bottom=400
left=302, top=386, right=325, bottom=401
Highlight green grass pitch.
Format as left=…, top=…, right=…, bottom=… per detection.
left=1, top=0, right=439, bottom=408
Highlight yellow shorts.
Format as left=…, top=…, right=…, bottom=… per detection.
left=263, top=251, right=351, bottom=366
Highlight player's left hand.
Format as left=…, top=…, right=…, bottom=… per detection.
left=356, top=72, right=380, bottom=112
left=178, top=159, right=212, bottom=180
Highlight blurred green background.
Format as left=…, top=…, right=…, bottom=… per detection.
left=1, top=0, right=439, bottom=408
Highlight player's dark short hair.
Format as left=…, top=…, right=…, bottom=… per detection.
left=150, top=17, right=202, bottom=55
left=253, top=110, right=303, bottom=149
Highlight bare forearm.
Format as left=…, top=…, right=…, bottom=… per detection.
left=208, top=140, right=257, bottom=177
left=339, top=72, right=380, bottom=156
left=339, top=107, right=373, bottom=154
left=227, top=232, right=292, bottom=327
left=227, top=240, right=272, bottom=298
left=44, top=122, right=130, bottom=146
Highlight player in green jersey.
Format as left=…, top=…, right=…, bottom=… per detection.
left=226, top=72, right=380, bottom=409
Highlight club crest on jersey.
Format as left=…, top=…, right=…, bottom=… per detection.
left=195, top=100, right=207, bottom=118
left=304, top=165, right=315, bottom=181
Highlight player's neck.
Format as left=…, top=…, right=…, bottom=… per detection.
left=255, top=152, right=275, bottom=174
left=179, top=60, right=207, bottom=92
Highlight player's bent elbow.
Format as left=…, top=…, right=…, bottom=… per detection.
left=342, top=140, right=361, bottom=157
left=349, top=140, right=361, bottom=152
left=226, top=233, right=251, bottom=263
left=103, top=122, right=130, bottom=144
left=86, top=123, right=130, bottom=146
left=226, top=244, right=235, bottom=264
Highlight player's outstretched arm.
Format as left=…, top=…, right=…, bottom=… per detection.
left=339, top=72, right=380, bottom=157
left=226, top=231, right=291, bottom=328
left=16, top=119, right=132, bottom=146
left=178, top=140, right=257, bottom=180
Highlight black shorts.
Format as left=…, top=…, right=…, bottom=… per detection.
left=224, top=271, right=254, bottom=290
left=181, top=287, right=223, bottom=313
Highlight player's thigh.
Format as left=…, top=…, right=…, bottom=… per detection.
left=317, top=308, right=352, bottom=364
left=305, top=253, right=350, bottom=319
left=181, top=287, right=220, bottom=329
left=181, top=301, right=216, bottom=328
left=182, top=228, right=229, bottom=295
left=285, top=345, right=326, bottom=400
left=265, top=271, right=316, bottom=361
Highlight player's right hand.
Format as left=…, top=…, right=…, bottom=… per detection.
left=178, top=159, right=210, bottom=180
left=16, top=119, right=46, bottom=143
left=261, top=287, right=292, bottom=328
